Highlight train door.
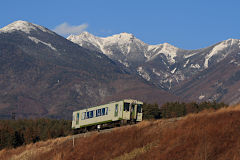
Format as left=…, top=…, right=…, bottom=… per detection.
left=115, top=104, right=119, bottom=117
left=136, top=104, right=143, bottom=121
left=130, top=103, right=136, bottom=121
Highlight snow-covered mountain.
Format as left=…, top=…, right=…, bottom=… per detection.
left=68, top=32, right=187, bottom=89
left=68, top=32, right=203, bottom=89
left=68, top=32, right=240, bottom=104
left=68, top=32, right=181, bottom=64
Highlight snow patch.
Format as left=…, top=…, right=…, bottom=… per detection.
left=171, top=68, right=177, bottom=74
left=102, top=32, right=137, bottom=45
left=183, top=59, right=189, bottom=68
left=230, top=59, right=236, bottom=64
left=168, top=79, right=173, bottom=90
left=147, top=45, right=158, bottom=52
left=229, top=59, right=240, bottom=66
left=199, top=95, right=205, bottom=100
left=0, top=20, right=53, bottom=34
left=184, top=53, right=197, bottom=58
left=190, top=64, right=200, bottom=69
left=127, top=45, right=131, bottom=54
left=137, top=67, right=150, bottom=81
left=118, top=60, right=129, bottom=67
left=152, top=68, right=161, bottom=76
left=28, top=36, right=57, bottom=51
left=96, top=55, right=102, bottom=59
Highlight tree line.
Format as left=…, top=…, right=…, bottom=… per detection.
left=0, top=118, right=72, bottom=150
left=143, top=101, right=227, bottom=119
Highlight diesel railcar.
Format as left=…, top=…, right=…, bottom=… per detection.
left=72, top=99, right=143, bottom=131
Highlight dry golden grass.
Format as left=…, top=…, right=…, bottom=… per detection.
left=1, top=104, right=240, bottom=160
left=135, top=104, right=240, bottom=160
left=0, top=136, right=69, bottom=160
left=112, top=142, right=155, bottom=160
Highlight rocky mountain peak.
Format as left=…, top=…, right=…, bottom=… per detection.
left=111, top=32, right=135, bottom=40
left=73, top=31, right=95, bottom=39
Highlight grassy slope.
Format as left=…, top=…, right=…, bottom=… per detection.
left=1, top=105, right=240, bottom=160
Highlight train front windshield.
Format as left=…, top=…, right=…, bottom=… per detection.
left=137, top=104, right=142, bottom=113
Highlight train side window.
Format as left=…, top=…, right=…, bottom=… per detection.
left=106, top=107, right=108, bottom=115
left=89, top=111, right=94, bottom=118
left=96, top=109, right=101, bottom=117
left=102, top=108, right=106, bottom=115
left=124, top=103, right=130, bottom=111
left=86, top=112, right=90, bottom=119
left=137, top=104, right=142, bottom=113
left=115, top=104, right=118, bottom=117
left=81, top=112, right=85, bottom=120
left=76, top=113, right=79, bottom=125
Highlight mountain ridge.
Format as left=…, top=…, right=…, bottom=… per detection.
left=68, top=31, right=240, bottom=104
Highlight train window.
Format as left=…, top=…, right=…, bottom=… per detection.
left=95, top=108, right=108, bottom=117
left=89, top=111, right=94, bottom=118
left=76, top=113, right=79, bottom=125
left=102, top=108, right=106, bottom=115
left=86, top=112, right=90, bottom=119
left=124, top=103, right=130, bottom=111
left=106, top=107, right=108, bottom=115
left=96, top=109, right=101, bottom=117
left=115, top=104, right=118, bottom=117
left=137, top=104, right=142, bottom=113
left=81, top=112, right=86, bottom=120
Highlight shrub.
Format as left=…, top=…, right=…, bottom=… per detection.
left=142, top=103, right=161, bottom=119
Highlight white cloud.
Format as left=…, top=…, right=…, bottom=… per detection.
left=53, top=22, right=88, bottom=36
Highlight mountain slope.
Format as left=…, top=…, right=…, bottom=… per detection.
left=0, top=21, right=178, bottom=119
left=174, top=45, right=240, bottom=104
left=68, top=32, right=240, bottom=104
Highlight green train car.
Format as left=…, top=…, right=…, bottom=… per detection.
left=72, top=99, right=143, bottom=131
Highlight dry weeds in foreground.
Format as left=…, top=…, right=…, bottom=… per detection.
left=1, top=105, right=240, bottom=160
left=135, top=105, right=240, bottom=160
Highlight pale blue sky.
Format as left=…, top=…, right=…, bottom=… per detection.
left=1, top=0, right=240, bottom=49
